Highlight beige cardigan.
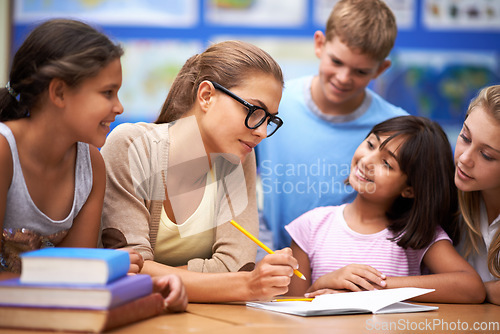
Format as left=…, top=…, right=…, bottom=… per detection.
left=100, top=122, right=258, bottom=272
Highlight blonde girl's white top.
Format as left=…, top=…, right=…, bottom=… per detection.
left=153, top=170, right=217, bottom=267
left=461, top=201, right=500, bottom=282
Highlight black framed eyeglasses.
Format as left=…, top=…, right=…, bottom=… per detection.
left=211, top=81, right=283, bottom=137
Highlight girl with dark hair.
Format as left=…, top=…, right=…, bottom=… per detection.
left=0, top=19, right=124, bottom=274
left=286, top=115, right=485, bottom=303
left=0, top=19, right=187, bottom=312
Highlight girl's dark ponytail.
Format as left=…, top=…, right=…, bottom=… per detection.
left=0, top=83, right=27, bottom=121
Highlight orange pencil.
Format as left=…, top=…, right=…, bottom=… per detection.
left=272, top=298, right=314, bottom=302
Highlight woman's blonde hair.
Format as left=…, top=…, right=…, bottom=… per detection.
left=459, top=85, right=500, bottom=278
left=156, top=40, right=283, bottom=124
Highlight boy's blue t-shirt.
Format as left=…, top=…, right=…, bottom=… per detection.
left=256, top=76, right=408, bottom=249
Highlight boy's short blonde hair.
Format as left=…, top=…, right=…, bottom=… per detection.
left=325, top=0, right=397, bottom=62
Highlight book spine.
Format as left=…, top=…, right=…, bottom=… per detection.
left=104, top=293, right=165, bottom=331
left=106, top=251, right=131, bottom=283
left=108, top=275, right=153, bottom=308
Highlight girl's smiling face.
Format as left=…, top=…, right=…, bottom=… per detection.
left=62, top=58, right=123, bottom=148
left=349, top=133, right=413, bottom=202
left=454, top=106, right=500, bottom=195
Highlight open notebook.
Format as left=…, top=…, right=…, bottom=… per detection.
left=247, top=287, right=438, bottom=316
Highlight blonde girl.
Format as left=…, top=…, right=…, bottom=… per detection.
left=455, top=85, right=500, bottom=305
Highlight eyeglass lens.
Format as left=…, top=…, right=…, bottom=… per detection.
left=246, top=109, right=279, bottom=136
left=210, top=81, right=281, bottom=137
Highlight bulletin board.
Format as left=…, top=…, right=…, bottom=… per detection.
left=11, top=0, right=500, bottom=139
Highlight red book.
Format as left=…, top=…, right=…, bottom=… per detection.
left=0, top=292, right=166, bottom=333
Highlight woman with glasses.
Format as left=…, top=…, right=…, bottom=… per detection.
left=100, top=40, right=298, bottom=302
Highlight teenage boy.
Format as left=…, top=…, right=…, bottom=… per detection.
left=257, top=0, right=408, bottom=250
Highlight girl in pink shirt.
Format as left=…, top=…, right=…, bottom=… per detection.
left=286, top=116, right=485, bottom=303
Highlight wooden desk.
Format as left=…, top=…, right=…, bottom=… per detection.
left=186, top=302, right=500, bottom=334
left=1, top=302, right=498, bottom=333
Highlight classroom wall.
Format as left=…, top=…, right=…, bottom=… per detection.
left=10, top=0, right=500, bottom=142
left=0, top=1, right=11, bottom=85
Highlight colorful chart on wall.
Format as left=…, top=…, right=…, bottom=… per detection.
left=314, top=0, right=416, bottom=30
left=14, top=0, right=198, bottom=27
left=213, top=35, right=319, bottom=81
left=11, top=0, right=500, bottom=137
left=118, top=39, right=203, bottom=123
left=205, top=0, right=307, bottom=27
left=423, top=0, right=500, bottom=30
left=373, top=49, right=500, bottom=141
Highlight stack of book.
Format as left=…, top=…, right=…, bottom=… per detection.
left=0, top=248, right=165, bottom=332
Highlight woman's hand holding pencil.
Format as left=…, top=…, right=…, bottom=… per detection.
left=248, top=247, right=301, bottom=300
left=229, top=219, right=305, bottom=300
left=230, top=220, right=306, bottom=280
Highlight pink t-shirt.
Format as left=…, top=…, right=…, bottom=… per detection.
left=285, top=204, right=451, bottom=284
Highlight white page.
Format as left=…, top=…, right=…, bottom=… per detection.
left=311, top=287, right=435, bottom=313
left=247, top=287, right=437, bottom=316
left=375, top=302, right=438, bottom=314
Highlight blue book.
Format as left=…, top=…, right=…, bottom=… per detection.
left=0, top=274, right=153, bottom=310
left=20, top=248, right=130, bottom=285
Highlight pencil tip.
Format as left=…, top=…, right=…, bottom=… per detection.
left=300, top=275, right=306, bottom=280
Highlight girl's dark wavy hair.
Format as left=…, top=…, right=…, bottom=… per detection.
left=370, top=116, right=460, bottom=249
left=1, top=19, right=123, bottom=121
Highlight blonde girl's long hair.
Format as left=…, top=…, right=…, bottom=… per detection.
left=459, top=85, right=500, bottom=279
